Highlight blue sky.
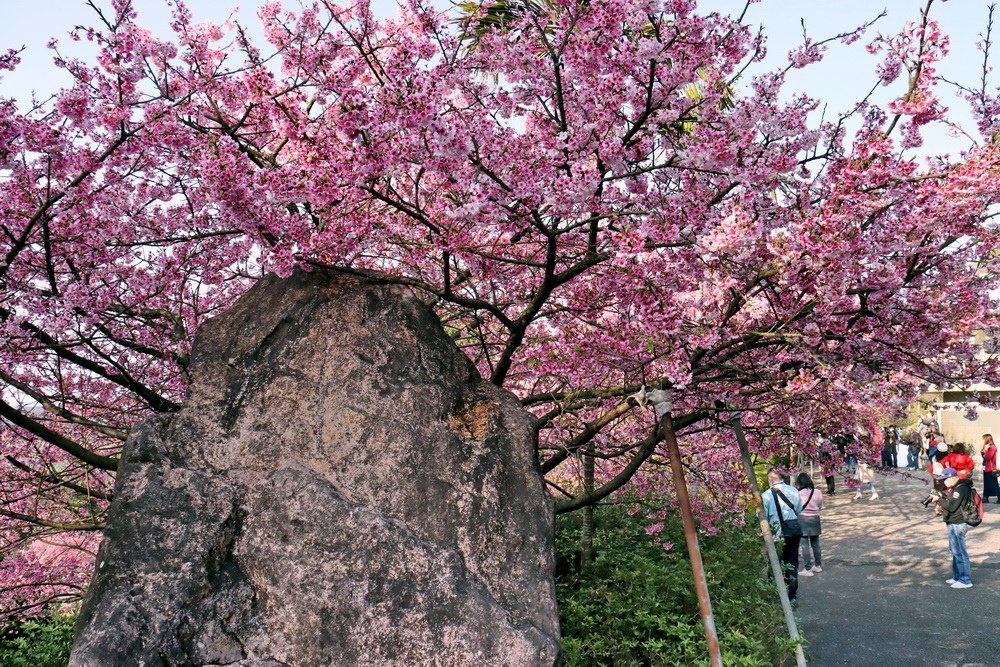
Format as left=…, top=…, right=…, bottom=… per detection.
left=705, top=0, right=997, bottom=158
left=1, top=0, right=996, bottom=157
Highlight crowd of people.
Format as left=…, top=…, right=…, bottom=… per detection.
left=762, top=428, right=996, bottom=601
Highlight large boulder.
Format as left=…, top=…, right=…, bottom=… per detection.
left=70, top=269, right=560, bottom=666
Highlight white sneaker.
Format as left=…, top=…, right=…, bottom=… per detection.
left=870, top=493, right=879, bottom=500
left=854, top=492, right=862, bottom=500
left=950, top=581, right=973, bottom=589
left=811, top=566, right=822, bottom=573
left=946, top=578, right=957, bottom=584
left=798, top=568, right=814, bottom=576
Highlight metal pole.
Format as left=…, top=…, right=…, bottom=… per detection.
left=720, top=402, right=807, bottom=667
left=660, top=411, right=723, bottom=667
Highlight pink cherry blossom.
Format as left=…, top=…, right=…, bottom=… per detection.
left=0, top=0, right=998, bottom=619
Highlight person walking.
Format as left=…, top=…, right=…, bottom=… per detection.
left=982, top=433, right=999, bottom=503
left=854, top=461, right=878, bottom=500
left=762, top=469, right=804, bottom=601
left=931, top=468, right=976, bottom=589
left=794, top=472, right=823, bottom=577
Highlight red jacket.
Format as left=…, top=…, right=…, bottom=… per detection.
left=984, top=444, right=997, bottom=473
left=941, top=452, right=975, bottom=478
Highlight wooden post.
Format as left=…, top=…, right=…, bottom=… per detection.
left=719, top=402, right=807, bottom=667
left=660, top=410, right=723, bottom=667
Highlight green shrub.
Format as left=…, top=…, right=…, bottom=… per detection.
left=556, top=503, right=794, bottom=666
left=0, top=614, right=76, bottom=667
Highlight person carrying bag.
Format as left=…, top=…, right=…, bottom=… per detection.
left=762, top=470, right=804, bottom=600
left=771, top=489, right=804, bottom=538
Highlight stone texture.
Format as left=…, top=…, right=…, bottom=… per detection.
left=70, top=269, right=560, bottom=667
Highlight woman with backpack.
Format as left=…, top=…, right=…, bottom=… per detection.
left=795, top=472, right=824, bottom=577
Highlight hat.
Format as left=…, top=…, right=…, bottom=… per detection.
left=936, top=467, right=958, bottom=480
left=936, top=443, right=948, bottom=452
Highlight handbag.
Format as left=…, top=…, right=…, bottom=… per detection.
left=770, top=489, right=803, bottom=537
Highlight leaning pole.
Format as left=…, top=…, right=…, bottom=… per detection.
left=640, top=389, right=722, bottom=667
left=718, top=402, right=807, bottom=667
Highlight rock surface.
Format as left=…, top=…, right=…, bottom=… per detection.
left=70, top=269, right=560, bottom=667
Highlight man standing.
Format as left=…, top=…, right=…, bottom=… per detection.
left=906, top=430, right=923, bottom=469
left=932, top=468, right=976, bottom=589
left=881, top=433, right=896, bottom=468
left=762, top=469, right=804, bottom=600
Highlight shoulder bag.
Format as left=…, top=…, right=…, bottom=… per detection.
left=770, top=489, right=803, bottom=537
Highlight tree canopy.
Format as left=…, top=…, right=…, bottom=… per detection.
left=0, top=0, right=998, bottom=617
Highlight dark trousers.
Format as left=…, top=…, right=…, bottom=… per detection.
left=780, top=536, right=801, bottom=600
left=984, top=470, right=1000, bottom=501
left=824, top=475, right=835, bottom=494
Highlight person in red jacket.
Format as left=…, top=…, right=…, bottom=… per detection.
left=982, top=434, right=999, bottom=503
left=940, top=442, right=975, bottom=480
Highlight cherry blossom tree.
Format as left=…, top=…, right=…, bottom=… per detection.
left=0, top=0, right=998, bottom=617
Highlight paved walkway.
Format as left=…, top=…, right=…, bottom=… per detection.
left=795, top=468, right=1000, bottom=667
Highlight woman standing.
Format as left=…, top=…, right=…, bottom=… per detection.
left=795, top=473, right=824, bottom=576
left=983, top=434, right=999, bottom=503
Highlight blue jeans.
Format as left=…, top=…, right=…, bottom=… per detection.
left=947, top=523, right=973, bottom=584
left=800, top=535, right=822, bottom=569
left=844, top=455, right=857, bottom=474
left=907, top=450, right=918, bottom=468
